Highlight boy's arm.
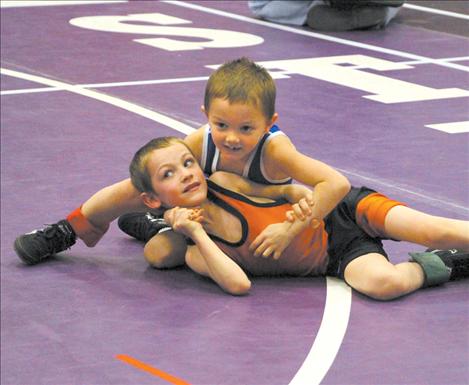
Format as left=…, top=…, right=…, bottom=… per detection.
left=209, top=171, right=313, bottom=204
left=265, top=135, right=350, bottom=221
left=165, top=207, right=251, bottom=295
left=185, top=232, right=251, bottom=295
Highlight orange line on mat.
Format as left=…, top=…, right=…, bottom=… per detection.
left=116, top=354, right=192, bottom=385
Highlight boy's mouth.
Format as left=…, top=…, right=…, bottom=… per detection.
left=223, top=144, right=242, bottom=152
left=183, top=182, right=201, bottom=193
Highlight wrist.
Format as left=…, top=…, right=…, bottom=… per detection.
left=190, top=226, right=208, bottom=242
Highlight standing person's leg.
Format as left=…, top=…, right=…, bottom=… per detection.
left=248, top=0, right=315, bottom=26
left=306, top=0, right=402, bottom=31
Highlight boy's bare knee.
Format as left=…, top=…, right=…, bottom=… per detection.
left=362, top=271, right=408, bottom=301
left=143, top=233, right=186, bottom=268
left=144, top=244, right=185, bottom=268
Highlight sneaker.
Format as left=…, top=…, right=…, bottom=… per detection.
left=118, top=212, right=171, bottom=242
left=14, top=220, right=76, bottom=265
left=426, top=249, right=469, bottom=281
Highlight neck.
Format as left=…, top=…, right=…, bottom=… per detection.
left=200, top=199, right=219, bottom=226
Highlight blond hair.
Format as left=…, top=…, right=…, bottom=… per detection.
left=204, top=57, right=276, bottom=121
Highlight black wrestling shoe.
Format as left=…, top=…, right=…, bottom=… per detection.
left=425, top=249, right=469, bottom=281
left=118, top=212, right=170, bottom=242
left=14, top=220, right=76, bottom=265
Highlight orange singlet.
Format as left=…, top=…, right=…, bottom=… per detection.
left=207, top=181, right=329, bottom=276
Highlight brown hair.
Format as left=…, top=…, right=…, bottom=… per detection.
left=204, top=57, right=276, bottom=121
left=129, top=136, right=188, bottom=194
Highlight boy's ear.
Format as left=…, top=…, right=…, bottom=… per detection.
left=266, top=112, right=278, bottom=131
left=201, top=105, right=207, bottom=116
left=141, top=192, right=162, bottom=209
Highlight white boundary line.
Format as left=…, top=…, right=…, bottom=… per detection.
left=337, top=168, right=469, bottom=213
left=289, top=278, right=351, bottom=385
left=0, top=67, right=195, bottom=136
left=403, top=3, right=469, bottom=21
left=163, top=0, right=469, bottom=73
left=0, top=75, right=210, bottom=96
left=0, top=0, right=127, bottom=7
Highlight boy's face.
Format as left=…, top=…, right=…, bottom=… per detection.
left=206, top=98, right=277, bottom=162
left=145, top=143, right=207, bottom=208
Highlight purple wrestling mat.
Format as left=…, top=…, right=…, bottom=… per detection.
left=1, top=1, right=468, bottom=384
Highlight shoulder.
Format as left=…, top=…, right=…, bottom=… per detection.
left=264, top=130, right=297, bottom=160
left=184, top=124, right=207, bottom=161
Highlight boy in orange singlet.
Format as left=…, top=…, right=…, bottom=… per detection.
left=129, top=137, right=469, bottom=299
left=14, top=57, right=350, bottom=267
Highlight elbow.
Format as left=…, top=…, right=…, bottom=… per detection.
left=337, top=175, right=351, bottom=198
left=224, top=278, right=251, bottom=296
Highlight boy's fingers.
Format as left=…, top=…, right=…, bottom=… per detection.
left=293, top=204, right=305, bottom=220
left=262, top=246, right=274, bottom=258
left=299, top=199, right=312, bottom=216
left=255, top=243, right=269, bottom=257
left=273, top=250, right=283, bottom=260
left=249, top=235, right=263, bottom=252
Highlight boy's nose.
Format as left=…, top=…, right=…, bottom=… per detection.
left=180, top=168, right=193, bottom=181
left=226, top=132, right=239, bottom=144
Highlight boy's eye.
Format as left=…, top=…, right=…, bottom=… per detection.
left=215, top=122, right=227, bottom=129
left=163, top=170, right=174, bottom=178
left=240, top=125, right=253, bottom=133
left=184, top=158, right=194, bottom=167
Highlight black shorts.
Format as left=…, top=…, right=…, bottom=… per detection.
left=324, top=186, right=389, bottom=279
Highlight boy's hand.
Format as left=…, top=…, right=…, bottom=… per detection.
left=286, top=199, right=321, bottom=228
left=286, top=198, right=313, bottom=221
left=283, top=185, right=314, bottom=206
left=249, top=222, right=294, bottom=260
left=164, top=207, right=204, bottom=238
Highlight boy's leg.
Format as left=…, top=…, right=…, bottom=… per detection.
left=117, top=212, right=186, bottom=268
left=117, top=212, right=168, bottom=243
left=14, top=179, right=147, bottom=264
left=343, top=252, right=425, bottom=300
left=382, top=205, right=469, bottom=251
left=143, top=230, right=187, bottom=268
left=14, top=220, right=77, bottom=265
left=409, top=249, right=469, bottom=286
left=355, top=198, right=469, bottom=289
left=77, top=179, right=149, bottom=245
